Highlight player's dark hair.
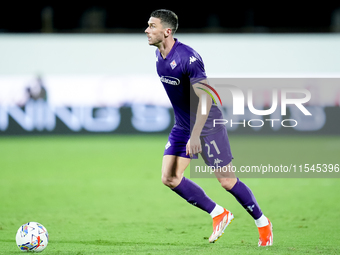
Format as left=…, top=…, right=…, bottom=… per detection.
left=150, top=9, right=178, bottom=34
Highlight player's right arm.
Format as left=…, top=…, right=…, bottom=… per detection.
left=186, top=80, right=212, bottom=157
left=182, top=50, right=208, bottom=157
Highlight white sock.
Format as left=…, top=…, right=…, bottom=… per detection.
left=210, top=204, right=225, bottom=218
left=255, top=214, right=269, bottom=227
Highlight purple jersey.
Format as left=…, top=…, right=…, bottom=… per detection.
left=156, top=39, right=223, bottom=136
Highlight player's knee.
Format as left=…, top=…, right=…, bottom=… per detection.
left=219, top=178, right=237, bottom=190
left=161, top=175, right=181, bottom=189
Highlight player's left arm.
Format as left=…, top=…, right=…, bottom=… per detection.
left=186, top=80, right=212, bottom=157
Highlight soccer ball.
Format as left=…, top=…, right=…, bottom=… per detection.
left=15, top=222, right=49, bottom=252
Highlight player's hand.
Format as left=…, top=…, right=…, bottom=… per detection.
left=186, top=136, right=202, bottom=158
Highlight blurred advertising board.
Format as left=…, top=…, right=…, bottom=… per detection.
left=0, top=75, right=339, bottom=135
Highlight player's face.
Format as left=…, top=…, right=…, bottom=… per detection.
left=145, top=17, right=166, bottom=47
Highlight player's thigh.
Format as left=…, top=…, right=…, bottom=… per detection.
left=161, top=155, right=190, bottom=188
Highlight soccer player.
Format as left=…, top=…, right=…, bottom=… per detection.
left=145, top=9, right=273, bottom=246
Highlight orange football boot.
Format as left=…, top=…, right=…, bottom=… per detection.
left=258, top=218, right=273, bottom=246
left=209, top=209, right=234, bottom=243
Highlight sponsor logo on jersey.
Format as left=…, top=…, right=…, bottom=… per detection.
left=170, top=60, right=177, bottom=69
left=160, top=76, right=180, bottom=86
left=189, top=56, right=197, bottom=64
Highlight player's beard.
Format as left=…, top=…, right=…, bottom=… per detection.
left=148, top=34, right=163, bottom=47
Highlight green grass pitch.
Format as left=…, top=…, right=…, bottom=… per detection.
left=0, top=134, right=339, bottom=254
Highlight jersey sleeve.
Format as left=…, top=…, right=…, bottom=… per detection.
left=183, top=50, right=207, bottom=84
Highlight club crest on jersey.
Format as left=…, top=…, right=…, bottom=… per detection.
left=170, top=60, right=177, bottom=69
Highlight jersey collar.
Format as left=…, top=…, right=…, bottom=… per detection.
left=163, top=38, right=179, bottom=60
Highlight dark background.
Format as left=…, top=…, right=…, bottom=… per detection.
left=1, top=3, right=340, bottom=33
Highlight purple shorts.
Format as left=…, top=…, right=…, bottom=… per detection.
left=164, top=126, right=233, bottom=167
